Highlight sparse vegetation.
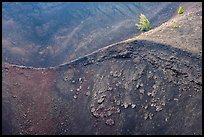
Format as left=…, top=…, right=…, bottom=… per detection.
left=173, top=6, right=183, bottom=29
left=178, top=6, right=184, bottom=14
left=136, top=14, right=151, bottom=32
left=172, top=23, right=178, bottom=28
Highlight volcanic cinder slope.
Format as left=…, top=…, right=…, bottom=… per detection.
left=2, top=2, right=180, bottom=67
left=2, top=2, right=202, bottom=135
left=126, top=2, right=202, bottom=56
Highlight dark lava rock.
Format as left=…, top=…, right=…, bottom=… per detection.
left=105, top=119, right=115, bottom=126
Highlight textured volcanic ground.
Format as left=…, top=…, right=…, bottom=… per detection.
left=126, top=2, right=202, bottom=56
left=2, top=2, right=180, bottom=67
left=2, top=40, right=202, bottom=135
left=2, top=2, right=202, bottom=135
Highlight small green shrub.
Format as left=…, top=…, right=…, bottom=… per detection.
left=172, top=23, right=178, bottom=28
left=178, top=6, right=184, bottom=14
left=136, top=14, right=151, bottom=32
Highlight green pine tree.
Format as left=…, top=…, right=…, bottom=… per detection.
left=136, top=14, right=151, bottom=32
left=178, top=6, right=184, bottom=14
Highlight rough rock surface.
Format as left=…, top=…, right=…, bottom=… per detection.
left=2, top=40, right=202, bottom=135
